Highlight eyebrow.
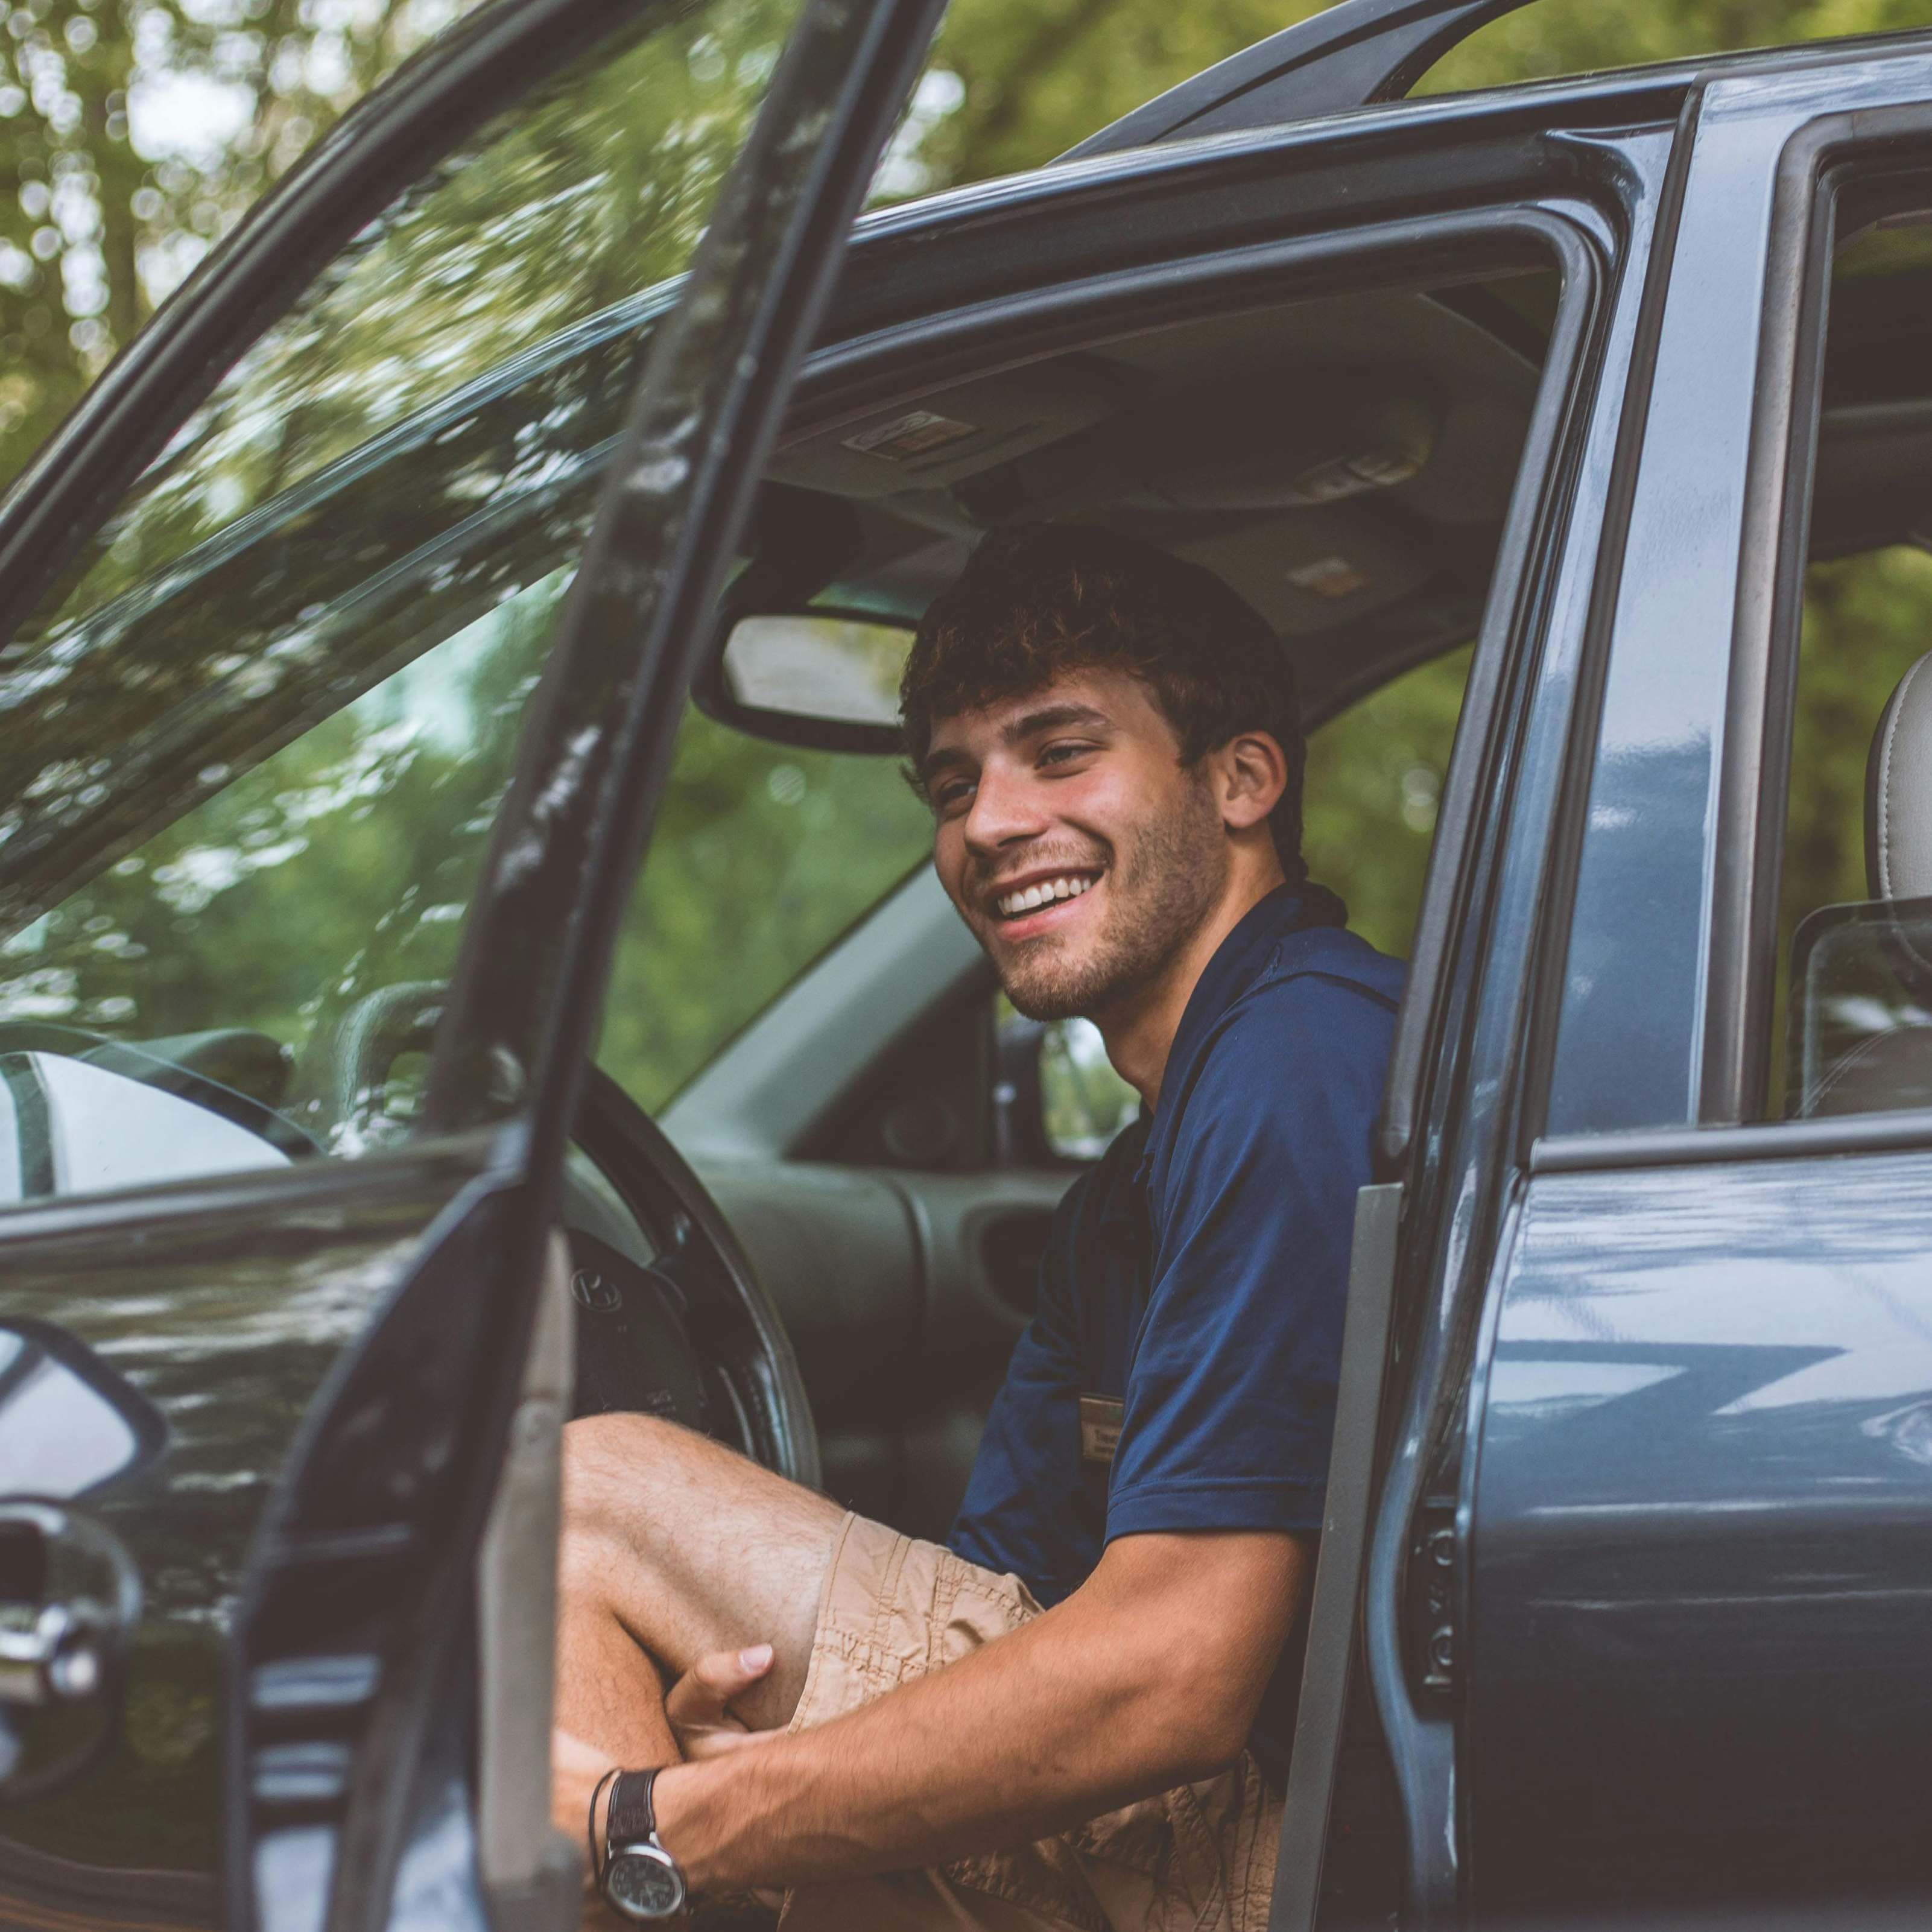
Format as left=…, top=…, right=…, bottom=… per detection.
left=917, top=703, right=1114, bottom=788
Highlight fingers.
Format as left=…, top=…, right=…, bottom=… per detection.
left=665, top=1643, right=773, bottom=1731
left=683, top=1722, right=781, bottom=1760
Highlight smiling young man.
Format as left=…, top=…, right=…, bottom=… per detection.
left=552, top=525, right=1405, bottom=1929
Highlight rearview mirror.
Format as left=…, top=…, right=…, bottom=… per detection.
left=702, top=612, right=914, bottom=751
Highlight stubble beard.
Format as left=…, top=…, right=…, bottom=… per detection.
left=995, top=780, right=1227, bottom=1023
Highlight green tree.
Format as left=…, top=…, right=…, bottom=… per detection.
left=0, top=0, right=491, bottom=482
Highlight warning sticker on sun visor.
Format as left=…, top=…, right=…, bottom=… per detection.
left=840, top=409, right=980, bottom=462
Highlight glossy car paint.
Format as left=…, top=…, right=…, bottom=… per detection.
left=0, top=1138, right=500, bottom=1926
left=1469, top=1151, right=1932, bottom=1910
left=1358, top=123, right=1684, bottom=1927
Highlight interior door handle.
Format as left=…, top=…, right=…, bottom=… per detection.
left=0, top=1500, right=142, bottom=1801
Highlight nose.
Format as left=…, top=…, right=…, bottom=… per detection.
left=962, top=759, right=1049, bottom=863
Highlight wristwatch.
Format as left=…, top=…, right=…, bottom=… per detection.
left=600, top=1767, right=689, bottom=1921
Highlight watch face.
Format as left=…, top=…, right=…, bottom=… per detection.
left=605, top=1845, right=685, bottom=1921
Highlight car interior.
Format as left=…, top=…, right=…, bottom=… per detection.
left=636, top=270, right=1556, bottom=1530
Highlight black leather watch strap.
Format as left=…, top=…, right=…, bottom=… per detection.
left=607, top=1767, right=660, bottom=1848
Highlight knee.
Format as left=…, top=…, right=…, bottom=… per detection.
left=559, top=1410, right=686, bottom=1546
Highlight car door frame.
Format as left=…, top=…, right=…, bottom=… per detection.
left=0, top=2, right=943, bottom=1930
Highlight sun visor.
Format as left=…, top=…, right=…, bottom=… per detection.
left=769, top=365, right=1123, bottom=501
left=1171, top=508, right=1428, bottom=639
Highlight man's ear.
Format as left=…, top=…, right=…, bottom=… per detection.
left=1212, top=730, right=1289, bottom=832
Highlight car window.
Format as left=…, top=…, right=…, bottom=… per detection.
left=599, top=716, right=932, bottom=1112
left=1758, top=197, right=1932, bottom=1121
left=23, top=0, right=801, bottom=642
left=1, top=572, right=564, bottom=1160
left=0, top=0, right=806, bottom=1202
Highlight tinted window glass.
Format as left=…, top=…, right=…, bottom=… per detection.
left=27, top=0, right=799, bottom=635
left=1, top=574, right=561, bottom=1164
left=1304, top=647, right=1470, bottom=962
left=0, top=0, right=803, bottom=1199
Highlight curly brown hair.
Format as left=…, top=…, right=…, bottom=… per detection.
left=900, top=524, right=1306, bottom=878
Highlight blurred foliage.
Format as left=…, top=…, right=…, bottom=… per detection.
left=1305, top=649, right=1470, bottom=961
left=0, top=0, right=473, bottom=478
left=880, top=0, right=1932, bottom=197
left=600, top=718, right=930, bottom=1110
left=11, top=0, right=1932, bottom=485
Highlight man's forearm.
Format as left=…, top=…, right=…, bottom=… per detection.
left=652, top=1594, right=1200, bottom=1889
left=648, top=1531, right=1303, bottom=1892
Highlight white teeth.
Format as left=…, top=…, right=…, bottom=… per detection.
left=996, top=874, right=1097, bottom=917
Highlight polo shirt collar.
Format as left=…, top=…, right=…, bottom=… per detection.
left=1131, top=882, right=1346, bottom=1190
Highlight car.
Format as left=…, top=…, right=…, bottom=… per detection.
left=4, top=0, right=1932, bottom=1925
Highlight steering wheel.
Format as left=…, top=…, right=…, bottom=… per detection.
left=326, top=987, right=820, bottom=1489
left=566, top=1069, right=820, bottom=1487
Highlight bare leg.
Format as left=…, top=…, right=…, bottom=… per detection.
left=554, top=1413, right=845, bottom=1769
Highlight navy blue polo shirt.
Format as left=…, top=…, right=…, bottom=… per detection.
left=948, top=884, right=1404, bottom=1773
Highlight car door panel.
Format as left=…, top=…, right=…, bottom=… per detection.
left=1465, top=43, right=1932, bottom=1926
left=0, top=1139, right=495, bottom=1922
left=704, top=1162, right=1073, bottom=1538
left=1470, top=1151, right=1932, bottom=1911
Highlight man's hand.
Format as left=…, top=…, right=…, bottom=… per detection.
left=551, top=1645, right=781, bottom=1876
left=666, top=1644, right=782, bottom=1759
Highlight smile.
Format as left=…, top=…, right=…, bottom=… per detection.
left=993, top=872, right=1100, bottom=922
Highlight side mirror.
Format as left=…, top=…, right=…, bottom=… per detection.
left=696, top=611, right=914, bottom=753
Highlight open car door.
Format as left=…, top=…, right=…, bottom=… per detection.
left=0, top=0, right=939, bottom=1927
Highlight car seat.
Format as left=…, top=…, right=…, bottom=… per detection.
left=1801, top=650, right=1932, bottom=1115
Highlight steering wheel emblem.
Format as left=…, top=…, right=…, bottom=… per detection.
left=571, top=1269, right=622, bottom=1314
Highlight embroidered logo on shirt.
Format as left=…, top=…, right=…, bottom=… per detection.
left=1079, top=1395, right=1124, bottom=1465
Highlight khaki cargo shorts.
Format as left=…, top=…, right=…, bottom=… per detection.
left=775, top=1512, right=1285, bottom=1932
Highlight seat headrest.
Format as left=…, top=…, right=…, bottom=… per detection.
left=1865, top=651, right=1932, bottom=901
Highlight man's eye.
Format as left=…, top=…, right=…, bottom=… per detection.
left=1039, top=741, right=1097, bottom=769
left=932, top=779, right=975, bottom=814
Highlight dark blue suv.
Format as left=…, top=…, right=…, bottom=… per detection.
left=4, top=1, right=1932, bottom=1927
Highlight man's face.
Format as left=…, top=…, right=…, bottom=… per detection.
left=920, top=668, right=1229, bottom=1021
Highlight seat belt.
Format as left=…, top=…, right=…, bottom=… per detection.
left=1269, top=1181, right=1404, bottom=1932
